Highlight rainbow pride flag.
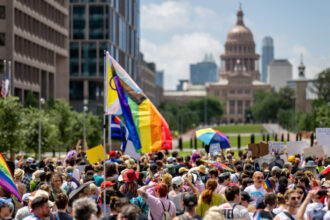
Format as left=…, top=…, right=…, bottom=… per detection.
left=107, top=52, right=172, bottom=153
left=201, top=159, right=234, bottom=172
left=263, top=178, right=271, bottom=189
left=0, top=154, right=21, bottom=201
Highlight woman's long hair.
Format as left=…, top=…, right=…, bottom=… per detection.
left=201, top=179, right=217, bottom=204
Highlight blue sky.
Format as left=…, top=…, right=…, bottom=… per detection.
left=140, top=0, right=330, bottom=89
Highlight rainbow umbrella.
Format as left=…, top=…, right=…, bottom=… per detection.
left=201, top=159, right=234, bottom=172
left=196, top=128, right=230, bottom=149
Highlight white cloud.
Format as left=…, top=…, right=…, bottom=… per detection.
left=289, top=45, right=329, bottom=79
left=141, top=32, right=223, bottom=90
left=141, top=1, right=221, bottom=32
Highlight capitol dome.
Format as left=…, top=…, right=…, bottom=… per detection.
left=226, top=8, right=254, bottom=43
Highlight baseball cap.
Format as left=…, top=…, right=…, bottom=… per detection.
left=0, top=197, right=11, bottom=208
left=27, top=157, right=34, bottom=163
left=178, top=167, right=189, bottom=174
left=182, top=193, right=198, bottom=207
left=172, top=176, right=184, bottom=186
left=241, top=191, right=253, bottom=202
left=22, top=193, right=31, bottom=203
left=321, top=165, right=330, bottom=175
left=167, top=157, right=175, bottom=163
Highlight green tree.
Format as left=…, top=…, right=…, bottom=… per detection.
left=21, top=107, right=60, bottom=156
left=24, top=90, right=38, bottom=108
left=0, top=96, right=24, bottom=155
left=312, top=68, right=330, bottom=102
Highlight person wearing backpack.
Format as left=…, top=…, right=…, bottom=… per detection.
left=274, top=189, right=299, bottom=220
left=296, top=189, right=327, bottom=220
left=138, top=183, right=176, bottom=220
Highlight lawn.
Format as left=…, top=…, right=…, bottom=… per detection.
left=176, top=134, right=285, bottom=149
left=213, top=124, right=267, bottom=134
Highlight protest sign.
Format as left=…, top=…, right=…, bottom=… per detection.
left=303, top=145, right=326, bottom=158
left=316, top=128, right=330, bottom=156
left=209, top=143, right=220, bottom=155
left=268, top=141, right=284, bottom=153
left=86, top=144, right=107, bottom=164
left=124, top=141, right=140, bottom=160
left=286, top=141, right=308, bottom=155
left=248, top=143, right=269, bottom=157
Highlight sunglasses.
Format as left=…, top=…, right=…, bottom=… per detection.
left=255, top=177, right=263, bottom=179
left=290, top=196, right=301, bottom=201
left=297, top=191, right=304, bottom=195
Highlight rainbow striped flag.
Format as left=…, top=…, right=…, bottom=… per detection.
left=263, top=178, right=271, bottom=189
left=0, top=154, right=21, bottom=201
left=107, top=53, right=172, bottom=153
left=201, top=159, right=234, bottom=172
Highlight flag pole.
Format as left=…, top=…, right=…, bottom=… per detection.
left=103, top=50, right=107, bottom=214
left=3, top=60, right=6, bottom=99
left=8, top=61, right=11, bottom=96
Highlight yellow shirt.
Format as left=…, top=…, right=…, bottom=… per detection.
left=196, top=193, right=227, bottom=216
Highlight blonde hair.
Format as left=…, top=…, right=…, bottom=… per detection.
left=203, top=206, right=225, bottom=220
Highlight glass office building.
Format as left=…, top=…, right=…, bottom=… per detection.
left=261, top=36, right=274, bottom=82
left=69, top=0, right=140, bottom=113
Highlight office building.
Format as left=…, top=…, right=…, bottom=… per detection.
left=156, top=70, right=164, bottom=88
left=267, top=59, right=292, bottom=92
left=69, top=0, right=140, bottom=113
left=0, top=0, right=69, bottom=102
left=261, top=36, right=274, bottom=82
left=138, top=53, right=157, bottom=105
left=190, top=54, right=218, bottom=85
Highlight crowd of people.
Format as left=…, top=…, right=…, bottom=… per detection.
left=1, top=142, right=330, bottom=220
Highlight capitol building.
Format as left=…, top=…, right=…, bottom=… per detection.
left=164, top=7, right=271, bottom=123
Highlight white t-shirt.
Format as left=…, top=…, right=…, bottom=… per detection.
left=305, top=202, right=325, bottom=219
left=73, top=168, right=80, bottom=181
left=324, top=210, right=330, bottom=220
left=218, top=202, right=250, bottom=220
left=231, top=173, right=240, bottom=184
left=275, top=211, right=297, bottom=220
left=244, top=184, right=266, bottom=206
left=273, top=207, right=286, bottom=215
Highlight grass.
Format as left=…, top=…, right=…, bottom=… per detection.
left=176, top=134, right=288, bottom=149
left=213, top=124, right=267, bottom=134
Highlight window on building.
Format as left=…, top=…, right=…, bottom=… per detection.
left=237, top=100, right=243, bottom=115
left=229, top=90, right=235, bottom=94
left=0, top=6, right=5, bottom=19
left=237, top=90, right=243, bottom=94
left=245, top=89, right=250, bottom=94
left=81, top=43, right=97, bottom=76
left=229, top=100, right=235, bottom=115
left=89, top=81, right=103, bottom=101
left=0, top=33, right=5, bottom=46
left=89, top=6, right=104, bottom=39
left=73, top=6, right=85, bottom=39
left=70, top=43, right=79, bottom=76
left=70, top=81, right=83, bottom=100
left=245, top=100, right=251, bottom=109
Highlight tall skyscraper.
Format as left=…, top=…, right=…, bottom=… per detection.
left=261, top=36, right=274, bottom=82
left=69, top=0, right=140, bottom=113
left=267, top=59, right=292, bottom=92
left=0, top=0, right=69, bottom=103
left=190, top=54, right=218, bottom=85
left=156, top=70, right=164, bottom=88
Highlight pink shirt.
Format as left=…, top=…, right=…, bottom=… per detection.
left=146, top=194, right=176, bottom=220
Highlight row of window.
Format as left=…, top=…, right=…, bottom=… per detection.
left=15, top=9, right=66, bottom=48
left=229, top=100, right=251, bottom=115
left=70, top=42, right=135, bottom=77
left=70, top=5, right=137, bottom=56
left=15, top=35, right=55, bottom=66
left=224, top=59, right=256, bottom=72
left=16, top=0, right=67, bottom=27
left=14, top=61, right=40, bottom=85
left=226, top=45, right=254, bottom=54
left=70, top=80, right=104, bottom=101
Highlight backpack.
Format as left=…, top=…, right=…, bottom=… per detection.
left=150, top=200, right=172, bottom=220
left=160, top=200, right=172, bottom=220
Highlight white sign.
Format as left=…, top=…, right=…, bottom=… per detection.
left=125, top=141, right=140, bottom=160
left=209, top=143, right=220, bottom=155
left=304, top=145, right=326, bottom=158
left=316, top=128, right=330, bottom=156
left=268, top=141, right=284, bottom=153
left=286, top=141, right=308, bottom=155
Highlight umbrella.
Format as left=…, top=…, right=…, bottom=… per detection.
left=201, top=159, right=234, bottom=172
left=68, top=180, right=95, bottom=203
left=196, top=128, right=230, bottom=149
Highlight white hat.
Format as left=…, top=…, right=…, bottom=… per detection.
left=172, top=176, right=184, bottom=186
left=27, top=157, right=34, bottom=163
